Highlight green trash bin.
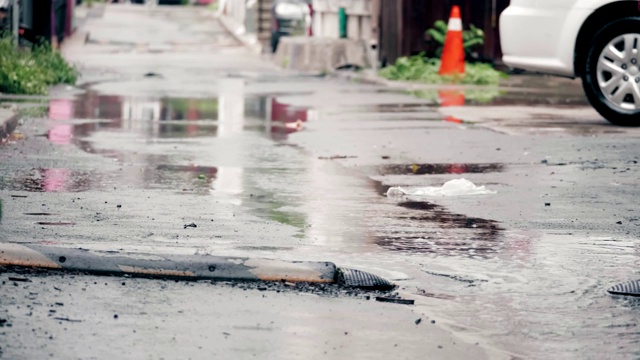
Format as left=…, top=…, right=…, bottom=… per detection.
left=338, top=7, right=347, bottom=38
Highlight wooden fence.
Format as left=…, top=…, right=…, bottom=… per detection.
left=379, top=0, right=509, bottom=65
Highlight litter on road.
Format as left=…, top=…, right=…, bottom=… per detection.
left=386, top=178, right=496, bottom=197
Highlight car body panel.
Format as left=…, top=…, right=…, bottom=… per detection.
left=500, top=0, right=637, bottom=77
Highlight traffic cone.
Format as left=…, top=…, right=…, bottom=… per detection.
left=438, top=6, right=465, bottom=76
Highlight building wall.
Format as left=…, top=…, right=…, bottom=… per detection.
left=312, top=0, right=372, bottom=42
left=219, top=0, right=247, bottom=28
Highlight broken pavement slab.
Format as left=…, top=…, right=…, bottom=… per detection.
left=0, top=105, right=19, bottom=141
left=0, top=242, right=394, bottom=290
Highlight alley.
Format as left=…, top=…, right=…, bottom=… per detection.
left=1, top=4, right=640, bottom=360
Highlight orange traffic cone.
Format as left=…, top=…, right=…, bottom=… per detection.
left=438, top=6, right=465, bottom=76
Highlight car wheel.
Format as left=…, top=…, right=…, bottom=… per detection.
left=582, top=17, right=640, bottom=126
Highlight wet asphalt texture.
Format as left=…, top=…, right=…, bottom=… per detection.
left=2, top=3, right=640, bottom=360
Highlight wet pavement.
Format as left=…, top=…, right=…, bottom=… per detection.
left=2, top=3, right=640, bottom=360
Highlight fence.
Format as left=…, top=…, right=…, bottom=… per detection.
left=379, top=0, right=509, bottom=65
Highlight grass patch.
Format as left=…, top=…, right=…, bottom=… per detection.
left=0, top=37, right=78, bottom=95
left=18, top=105, right=49, bottom=118
left=379, top=55, right=506, bottom=86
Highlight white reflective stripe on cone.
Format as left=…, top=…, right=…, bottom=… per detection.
left=448, top=18, right=463, bottom=31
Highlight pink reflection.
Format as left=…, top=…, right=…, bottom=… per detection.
left=44, top=168, right=69, bottom=192
left=48, top=125, right=73, bottom=145
left=49, top=99, right=74, bottom=120
left=48, top=99, right=75, bottom=145
left=270, top=98, right=308, bottom=137
left=187, top=99, right=200, bottom=137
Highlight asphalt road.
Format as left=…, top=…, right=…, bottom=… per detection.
left=1, top=3, right=640, bottom=360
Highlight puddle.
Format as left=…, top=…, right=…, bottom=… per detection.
left=366, top=177, right=504, bottom=257
left=0, top=163, right=217, bottom=193
left=327, top=103, right=434, bottom=114
left=156, top=164, right=218, bottom=177
left=2, top=86, right=315, bottom=194
left=377, top=163, right=504, bottom=175
left=374, top=200, right=503, bottom=257
left=234, top=246, right=295, bottom=252
left=1, top=169, right=97, bottom=193
left=44, top=88, right=310, bottom=143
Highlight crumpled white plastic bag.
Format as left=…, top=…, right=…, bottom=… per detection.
left=386, top=178, right=496, bottom=197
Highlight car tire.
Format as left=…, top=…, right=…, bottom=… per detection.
left=582, top=17, right=640, bottom=126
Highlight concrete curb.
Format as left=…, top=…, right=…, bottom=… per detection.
left=0, top=243, right=394, bottom=289
left=0, top=105, right=19, bottom=140
left=330, top=70, right=502, bottom=92
left=330, top=70, right=585, bottom=95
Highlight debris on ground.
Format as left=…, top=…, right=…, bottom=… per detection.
left=183, top=222, right=197, bottom=229
left=387, top=178, right=496, bottom=197
left=375, top=296, right=415, bottom=305
left=53, top=317, right=82, bottom=323
left=8, top=276, right=30, bottom=282
left=318, top=155, right=358, bottom=160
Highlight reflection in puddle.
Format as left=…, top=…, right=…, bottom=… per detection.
left=375, top=201, right=503, bottom=257
left=378, top=163, right=504, bottom=175
left=49, top=88, right=310, bottom=143
left=156, top=164, right=218, bottom=177
left=326, top=103, right=433, bottom=115
left=0, top=163, right=220, bottom=194
left=2, top=169, right=96, bottom=193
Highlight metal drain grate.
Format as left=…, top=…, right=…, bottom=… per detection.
left=337, top=268, right=395, bottom=290
left=608, top=280, right=640, bottom=296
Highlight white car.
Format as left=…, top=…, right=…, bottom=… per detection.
left=500, top=0, right=640, bottom=126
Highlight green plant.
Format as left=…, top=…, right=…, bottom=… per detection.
left=378, top=53, right=506, bottom=85
left=426, top=20, right=485, bottom=58
left=0, top=36, right=77, bottom=95
left=18, top=105, right=49, bottom=118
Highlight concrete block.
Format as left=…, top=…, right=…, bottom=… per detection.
left=274, top=36, right=370, bottom=72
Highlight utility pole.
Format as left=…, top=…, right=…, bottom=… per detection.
left=12, top=0, right=19, bottom=47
